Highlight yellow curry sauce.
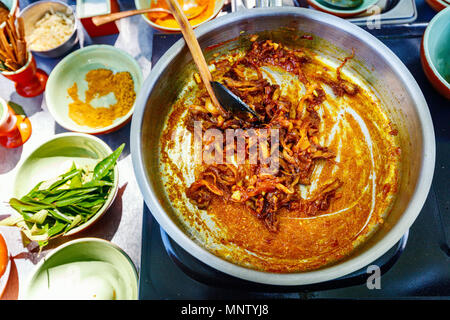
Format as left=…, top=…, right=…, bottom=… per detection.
left=160, top=39, right=401, bottom=273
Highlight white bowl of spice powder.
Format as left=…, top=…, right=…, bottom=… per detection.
left=45, top=45, right=143, bottom=134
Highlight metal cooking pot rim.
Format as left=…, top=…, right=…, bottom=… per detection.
left=131, top=7, right=436, bottom=285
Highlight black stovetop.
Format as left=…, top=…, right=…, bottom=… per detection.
left=138, top=1, right=450, bottom=299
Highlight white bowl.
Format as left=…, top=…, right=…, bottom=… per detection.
left=45, top=45, right=143, bottom=134
left=23, top=238, right=138, bottom=300
left=12, top=133, right=119, bottom=238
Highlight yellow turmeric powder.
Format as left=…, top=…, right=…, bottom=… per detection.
left=67, top=68, right=136, bottom=129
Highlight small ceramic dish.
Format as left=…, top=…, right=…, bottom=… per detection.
left=307, top=0, right=379, bottom=17
left=0, top=0, right=18, bottom=28
left=45, top=45, right=143, bottom=134
left=135, top=0, right=225, bottom=33
left=11, top=132, right=119, bottom=238
left=23, top=238, right=138, bottom=300
left=19, top=1, right=79, bottom=58
left=420, top=7, right=450, bottom=99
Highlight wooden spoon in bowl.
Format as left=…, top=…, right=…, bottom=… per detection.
left=92, top=5, right=207, bottom=27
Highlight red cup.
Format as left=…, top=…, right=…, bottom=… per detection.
left=1, top=52, right=48, bottom=98
left=80, top=0, right=120, bottom=37
left=0, top=97, right=32, bottom=148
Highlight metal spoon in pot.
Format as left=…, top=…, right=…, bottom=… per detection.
left=164, top=0, right=260, bottom=120
left=91, top=5, right=207, bottom=27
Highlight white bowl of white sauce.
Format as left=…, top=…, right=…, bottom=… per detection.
left=23, top=238, right=138, bottom=300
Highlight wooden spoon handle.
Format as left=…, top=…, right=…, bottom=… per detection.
left=164, top=0, right=225, bottom=116
left=92, top=8, right=171, bottom=26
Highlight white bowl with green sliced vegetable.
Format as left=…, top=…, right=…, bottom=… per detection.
left=1, top=133, right=124, bottom=247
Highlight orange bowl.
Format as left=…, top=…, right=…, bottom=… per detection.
left=134, top=0, right=225, bottom=33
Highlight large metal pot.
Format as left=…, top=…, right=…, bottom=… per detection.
left=131, top=7, right=435, bottom=286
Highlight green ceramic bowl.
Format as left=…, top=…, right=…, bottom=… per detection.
left=45, top=45, right=143, bottom=134
left=307, top=0, right=379, bottom=17
left=24, top=238, right=138, bottom=300
left=421, top=7, right=450, bottom=99
left=12, top=132, right=119, bottom=237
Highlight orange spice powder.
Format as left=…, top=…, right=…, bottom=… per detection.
left=67, top=68, right=136, bottom=129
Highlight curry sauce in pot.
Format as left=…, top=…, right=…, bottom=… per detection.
left=160, top=38, right=401, bottom=273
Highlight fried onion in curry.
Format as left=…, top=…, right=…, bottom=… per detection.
left=160, top=38, right=401, bottom=272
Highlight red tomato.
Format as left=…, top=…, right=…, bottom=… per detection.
left=0, top=234, right=8, bottom=278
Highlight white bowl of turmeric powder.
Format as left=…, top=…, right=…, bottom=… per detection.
left=45, top=45, right=143, bottom=134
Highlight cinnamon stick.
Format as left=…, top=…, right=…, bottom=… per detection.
left=5, top=58, right=19, bottom=70
left=0, top=15, right=28, bottom=72
left=0, top=27, right=14, bottom=63
left=4, top=23, right=18, bottom=63
left=17, top=17, right=25, bottom=41
left=0, top=46, right=7, bottom=60
left=16, top=17, right=27, bottom=65
left=6, top=15, right=18, bottom=41
left=17, top=39, right=26, bottom=65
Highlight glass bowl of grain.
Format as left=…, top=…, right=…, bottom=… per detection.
left=19, top=1, right=78, bottom=58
